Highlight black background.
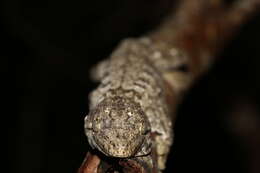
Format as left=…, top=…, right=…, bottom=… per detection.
left=3, top=0, right=260, bottom=173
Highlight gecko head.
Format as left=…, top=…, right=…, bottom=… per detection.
left=84, top=96, right=151, bottom=158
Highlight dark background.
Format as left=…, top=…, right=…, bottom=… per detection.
left=2, top=0, right=260, bottom=173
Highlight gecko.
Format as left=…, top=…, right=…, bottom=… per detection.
left=84, top=37, right=190, bottom=171
left=82, top=0, right=260, bottom=171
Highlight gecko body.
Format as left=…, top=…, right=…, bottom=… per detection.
left=84, top=37, right=189, bottom=170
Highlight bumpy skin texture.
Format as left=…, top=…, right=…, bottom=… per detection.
left=85, top=37, right=188, bottom=170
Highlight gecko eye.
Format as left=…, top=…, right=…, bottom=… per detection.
left=84, top=97, right=151, bottom=158
left=84, top=115, right=92, bottom=129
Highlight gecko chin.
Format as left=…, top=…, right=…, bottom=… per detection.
left=84, top=96, right=151, bottom=158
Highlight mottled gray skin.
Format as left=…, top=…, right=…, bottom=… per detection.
left=84, top=37, right=188, bottom=170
